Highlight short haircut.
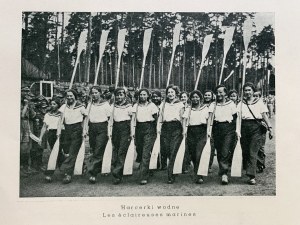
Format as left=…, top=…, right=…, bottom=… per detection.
left=215, top=84, right=227, bottom=94
left=243, top=82, right=257, bottom=92
left=180, top=91, right=189, bottom=99
left=90, top=85, right=102, bottom=94
left=66, top=89, right=78, bottom=100
left=114, top=87, right=127, bottom=96
left=166, top=84, right=180, bottom=96
left=152, top=90, right=162, bottom=97
left=138, top=88, right=151, bottom=101
left=189, top=90, right=203, bottom=101
left=228, top=89, right=238, bottom=97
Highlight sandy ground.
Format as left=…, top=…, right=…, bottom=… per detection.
left=20, top=117, right=275, bottom=197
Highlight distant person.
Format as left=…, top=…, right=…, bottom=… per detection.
left=151, top=90, right=162, bottom=107
left=228, top=89, right=239, bottom=105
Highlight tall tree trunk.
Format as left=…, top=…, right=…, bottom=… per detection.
left=158, top=50, right=162, bottom=89
left=183, top=39, right=186, bottom=91
left=56, top=12, right=61, bottom=80
left=132, top=56, right=135, bottom=88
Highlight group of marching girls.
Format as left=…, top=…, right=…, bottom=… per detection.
left=34, top=81, right=273, bottom=186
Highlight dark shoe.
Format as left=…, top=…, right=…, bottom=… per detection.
left=161, top=166, right=167, bottom=171
left=195, top=178, right=204, bottom=184
left=140, top=180, right=148, bottom=185
left=182, top=169, right=189, bottom=174
left=113, top=178, right=122, bottom=185
left=167, top=178, right=175, bottom=184
left=89, top=176, right=96, bottom=184
left=256, top=166, right=264, bottom=173
left=45, top=176, right=52, bottom=183
left=62, top=174, right=72, bottom=184
left=221, top=174, right=228, bottom=185
left=248, top=178, right=256, bottom=185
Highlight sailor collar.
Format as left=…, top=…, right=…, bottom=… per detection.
left=66, top=101, right=83, bottom=109
left=114, top=99, right=131, bottom=109
left=165, top=99, right=181, bottom=105
left=48, top=111, right=60, bottom=117
left=216, top=100, right=233, bottom=106
left=91, top=100, right=107, bottom=106
left=191, top=104, right=207, bottom=111
left=242, top=98, right=260, bottom=105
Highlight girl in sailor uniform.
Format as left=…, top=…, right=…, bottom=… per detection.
left=132, top=88, right=158, bottom=185
left=39, top=98, right=65, bottom=182
left=207, top=85, right=237, bottom=185
left=182, top=90, right=209, bottom=184
left=158, top=85, right=185, bottom=184
left=57, top=89, right=87, bottom=184
left=111, top=87, right=134, bottom=185
left=237, top=83, right=273, bottom=185
left=86, top=86, right=112, bottom=184
left=203, top=89, right=216, bottom=173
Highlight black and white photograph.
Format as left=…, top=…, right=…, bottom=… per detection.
left=20, top=11, right=276, bottom=197
left=2, top=0, right=300, bottom=224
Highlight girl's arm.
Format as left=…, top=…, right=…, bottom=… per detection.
left=262, top=112, right=273, bottom=139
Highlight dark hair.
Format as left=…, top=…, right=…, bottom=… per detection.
left=228, top=89, right=238, bottom=97
left=114, top=87, right=127, bottom=96
left=180, top=91, right=189, bottom=99
left=254, top=91, right=262, bottom=98
left=50, top=98, right=61, bottom=108
left=203, top=90, right=215, bottom=102
left=109, top=85, right=115, bottom=93
left=66, top=89, right=78, bottom=100
left=90, top=85, right=102, bottom=94
left=138, top=88, right=151, bottom=102
left=189, top=90, right=203, bottom=101
left=166, top=84, right=180, bottom=96
left=243, top=82, right=257, bottom=92
left=215, top=84, right=227, bottom=94
left=152, top=90, right=162, bottom=98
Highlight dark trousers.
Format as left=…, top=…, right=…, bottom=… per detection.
left=187, top=125, right=207, bottom=179
left=60, top=123, right=83, bottom=175
left=212, top=122, right=237, bottom=175
left=161, top=121, right=183, bottom=180
left=135, top=122, right=157, bottom=180
left=241, top=120, right=263, bottom=178
left=44, top=129, right=66, bottom=176
left=31, top=142, right=44, bottom=170
left=87, top=122, right=108, bottom=176
left=257, top=132, right=266, bottom=170
left=112, top=121, right=131, bottom=179
left=209, top=137, right=215, bottom=168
